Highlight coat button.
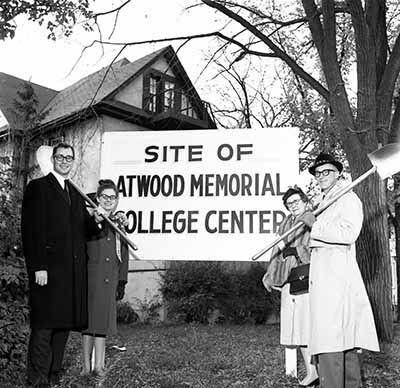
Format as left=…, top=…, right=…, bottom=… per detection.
left=105, top=257, right=110, bottom=262
left=104, top=279, right=109, bottom=283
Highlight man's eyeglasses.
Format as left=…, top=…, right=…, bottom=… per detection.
left=314, top=169, right=336, bottom=178
left=99, top=194, right=117, bottom=201
left=54, top=154, right=74, bottom=163
left=286, top=198, right=302, bottom=208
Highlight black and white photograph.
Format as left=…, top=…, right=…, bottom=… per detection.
left=1, top=1, right=400, bottom=387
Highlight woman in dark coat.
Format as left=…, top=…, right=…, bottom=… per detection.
left=81, top=179, right=129, bottom=376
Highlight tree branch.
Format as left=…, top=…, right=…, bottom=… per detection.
left=92, top=0, right=132, bottom=18
left=379, top=31, right=400, bottom=142
left=201, top=0, right=329, bottom=100
left=301, top=0, right=325, bottom=56
left=365, top=0, right=389, bottom=87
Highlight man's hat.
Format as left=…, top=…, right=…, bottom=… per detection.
left=309, top=153, right=343, bottom=176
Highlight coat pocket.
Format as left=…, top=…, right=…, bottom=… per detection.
left=45, top=244, right=56, bottom=255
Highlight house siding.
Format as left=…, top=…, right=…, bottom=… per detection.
left=114, top=74, right=144, bottom=108
left=151, top=57, right=175, bottom=77
left=102, top=115, right=148, bottom=132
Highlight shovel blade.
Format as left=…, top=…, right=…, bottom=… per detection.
left=36, top=145, right=54, bottom=175
left=368, top=143, right=400, bottom=179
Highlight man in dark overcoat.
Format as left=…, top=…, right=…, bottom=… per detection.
left=21, top=142, right=100, bottom=387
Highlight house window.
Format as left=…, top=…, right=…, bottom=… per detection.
left=144, top=72, right=177, bottom=114
left=181, top=93, right=195, bottom=118
left=144, top=71, right=200, bottom=120
left=148, top=76, right=160, bottom=113
left=164, top=80, right=175, bottom=111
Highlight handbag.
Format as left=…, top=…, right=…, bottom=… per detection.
left=287, top=263, right=310, bottom=295
left=265, top=256, right=296, bottom=288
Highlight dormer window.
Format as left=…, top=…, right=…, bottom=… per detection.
left=143, top=69, right=200, bottom=123
left=148, top=75, right=160, bottom=113
left=181, top=93, right=197, bottom=118
left=144, top=71, right=177, bottom=114
left=164, top=80, right=175, bottom=111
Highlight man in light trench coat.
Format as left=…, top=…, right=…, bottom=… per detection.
left=298, top=153, right=379, bottom=388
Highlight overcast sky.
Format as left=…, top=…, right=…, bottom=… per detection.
left=0, top=1, right=219, bottom=93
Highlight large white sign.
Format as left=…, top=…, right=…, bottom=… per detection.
left=100, top=128, right=299, bottom=261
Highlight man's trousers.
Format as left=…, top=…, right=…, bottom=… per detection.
left=317, top=349, right=361, bottom=388
left=27, top=328, right=69, bottom=386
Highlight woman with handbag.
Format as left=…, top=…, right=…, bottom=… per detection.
left=262, top=186, right=318, bottom=387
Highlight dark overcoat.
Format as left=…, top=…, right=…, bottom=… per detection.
left=21, top=173, right=97, bottom=330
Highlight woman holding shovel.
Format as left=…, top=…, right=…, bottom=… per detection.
left=81, top=179, right=129, bottom=376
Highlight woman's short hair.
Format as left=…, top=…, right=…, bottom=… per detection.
left=282, top=186, right=308, bottom=209
left=96, top=179, right=118, bottom=197
left=52, top=142, right=75, bottom=159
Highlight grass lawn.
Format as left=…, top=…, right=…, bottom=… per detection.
left=6, top=323, right=400, bottom=388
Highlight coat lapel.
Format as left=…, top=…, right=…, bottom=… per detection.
left=46, top=173, right=70, bottom=206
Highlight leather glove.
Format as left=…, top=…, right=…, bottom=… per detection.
left=112, top=211, right=129, bottom=230
left=282, top=247, right=298, bottom=259
left=116, top=280, right=127, bottom=301
left=297, top=211, right=316, bottom=228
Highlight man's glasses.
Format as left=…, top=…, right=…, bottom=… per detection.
left=99, top=194, right=117, bottom=201
left=54, top=154, right=74, bottom=163
left=286, top=198, right=302, bottom=208
left=314, top=169, right=336, bottom=178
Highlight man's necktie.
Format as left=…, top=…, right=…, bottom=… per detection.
left=64, top=180, right=71, bottom=205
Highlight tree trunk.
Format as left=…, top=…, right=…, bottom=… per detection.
left=393, top=174, right=400, bottom=322
left=353, top=162, right=393, bottom=342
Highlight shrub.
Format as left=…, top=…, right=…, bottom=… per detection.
left=0, top=255, right=29, bottom=382
left=220, top=264, right=280, bottom=324
left=117, top=301, right=139, bottom=324
left=160, top=262, right=279, bottom=324
left=132, top=295, right=162, bottom=324
left=0, top=160, right=29, bottom=383
left=160, top=262, right=231, bottom=324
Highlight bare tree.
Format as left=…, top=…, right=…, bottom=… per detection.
left=193, top=0, right=400, bottom=342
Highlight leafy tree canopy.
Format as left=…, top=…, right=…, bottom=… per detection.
left=0, top=0, right=93, bottom=40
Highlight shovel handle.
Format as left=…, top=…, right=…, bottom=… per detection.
left=251, top=166, right=377, bottom=261
left=68, top=180, right=140, bottom=257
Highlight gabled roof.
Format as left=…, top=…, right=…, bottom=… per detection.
left=0, top=73, right=57, bottom=129
left=40, top=46, right=169, bottom=126
left=0, top=45, right=215, bottom=133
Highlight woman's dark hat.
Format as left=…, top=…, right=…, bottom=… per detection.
left=309, top=153, right=343, bottom=175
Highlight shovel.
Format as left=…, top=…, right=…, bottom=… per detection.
left=251, top=143, right=400, bottom=261
left=36, top=145, right=141, bottom=258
